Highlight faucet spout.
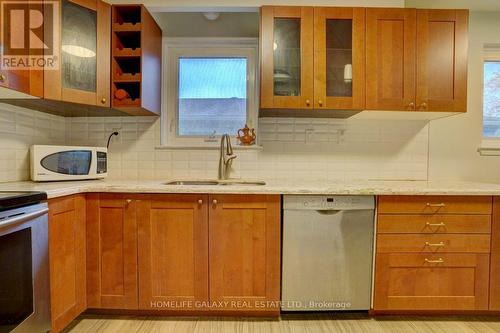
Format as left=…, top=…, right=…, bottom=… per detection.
left=218, top=134, right=237, bottom=180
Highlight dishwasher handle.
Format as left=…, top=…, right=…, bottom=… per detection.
left=0, top=208, right=49, bottom=230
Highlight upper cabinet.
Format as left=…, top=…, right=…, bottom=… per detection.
left=111, top=5, right=162, bottom=115
left=314, top=7, right=365, bottom=110
left=44, top=0, right=111, bottom=107
left=415, top=10, right=468, bottom=112
left=366, top=8, right=468, bottom=112
left=260, top=6, right=469, bottom=114
left=260, top=6, right=314, bottom=109
left=366, top=9, right=416, bottom=111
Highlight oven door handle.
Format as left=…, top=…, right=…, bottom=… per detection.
left=0, top=208, right=49, bottom=230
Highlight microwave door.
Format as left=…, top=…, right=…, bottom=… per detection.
left=40, top=150, right=92, bottom=176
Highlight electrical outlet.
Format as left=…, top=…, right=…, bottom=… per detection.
left=305, top=129, right=315, bottom=143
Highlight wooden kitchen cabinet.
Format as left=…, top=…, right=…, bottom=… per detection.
left=44, top=0, right=111, bottom=107
left=313, top=7, right=365, bottom=110
left=0, top=0, right=44, bottom=97
left=374, top=253, right=490, bottom=311
left=366, top=8, right=468, bottom=112
left=374, top=195, right=492, bottom=312
left=209, top=195, right=281, bottom=314
left=86, top=193, right=139, bottom=309
left=490, top=197, right=500, bottom=310
left=48, top=195, right=86, bottom=333
left=137, top=195, right=209, bottom=311
left=366, top=8, right=416, bottom=111
left=260, top=6, right=314, bottom=110
left=416, top=10, right=468, bottom=112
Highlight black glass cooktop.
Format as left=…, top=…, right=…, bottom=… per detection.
left=0, top=192, right=47, bottom=212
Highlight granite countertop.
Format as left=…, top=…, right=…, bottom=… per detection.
left=2, top=179, right=500, bottom=199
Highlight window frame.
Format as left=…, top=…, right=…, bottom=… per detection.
left=481, top=47, right=500, bottom=148
left=161, top=37, right=259, bottom=148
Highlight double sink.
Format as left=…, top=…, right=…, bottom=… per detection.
left=165, top=179, right=266, bottom=186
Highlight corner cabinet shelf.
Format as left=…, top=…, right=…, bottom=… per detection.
left=111, top=5, right=162, bottom=115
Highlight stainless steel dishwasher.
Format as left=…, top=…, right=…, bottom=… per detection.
left=282, top=195, right=375, bottom=311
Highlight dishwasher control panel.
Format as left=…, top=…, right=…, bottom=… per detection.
left=283, top=195, right=375, bottom=210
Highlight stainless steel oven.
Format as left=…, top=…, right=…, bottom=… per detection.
left=0, top=192, right=50, bottom=333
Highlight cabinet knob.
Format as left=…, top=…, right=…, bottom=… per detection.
left=198, top=199, right=203, bottom=205
left=101, top=97, right=107, bottom=104
left=419, top=102, right=428, bottom=110
left=0, top=74, right=5, bottom=82
left=318, top=100, right=323, bottom=107
left=212, top=199, right=218, bottom=206
left=408, top=102, right=415, bottom=110
left=305, top=99, right=311, bottom=106
left=126, top=199, right=132, bottom=205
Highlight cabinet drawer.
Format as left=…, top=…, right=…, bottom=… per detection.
left=377, top=214, right=491, bottom=234
left=377, top=234, right=491, bottom=253
left=378, top=196, right=492, bottom=214
left=374, top=253, right=490, bottom=310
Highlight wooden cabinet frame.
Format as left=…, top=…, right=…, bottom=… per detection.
left=44, top=0, right=111, bottom=107
left=416, top=9, right=468, bottom=112
left=260, top=6, right=314, bottom=109
left=313, top=7, right=365, bottom=110
left=366, top=8, right=416, bottom=111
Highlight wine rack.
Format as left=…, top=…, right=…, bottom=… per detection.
left=111, top=4, right=161, bottom=114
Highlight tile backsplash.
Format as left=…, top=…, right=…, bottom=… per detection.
left=0, top=102, right=429, bottom=183
left=0, top=103, right=65, bottom=182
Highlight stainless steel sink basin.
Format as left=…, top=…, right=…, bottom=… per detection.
left=164, top=179, right=266, bottom=186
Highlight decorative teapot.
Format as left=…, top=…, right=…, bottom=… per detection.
left=237, top=124, right=256, bottom=146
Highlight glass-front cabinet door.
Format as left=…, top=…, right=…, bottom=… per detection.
left=260, top=6, right=314, bottom=109
left=44, top=0, right=110, bottom=107
left=314, top=7, right=365, bottom=110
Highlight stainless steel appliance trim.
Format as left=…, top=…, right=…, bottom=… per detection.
left=0, top=208, right=49, bottom=230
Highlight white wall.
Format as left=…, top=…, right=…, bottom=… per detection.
left=427, top=11, right=500, bottom=182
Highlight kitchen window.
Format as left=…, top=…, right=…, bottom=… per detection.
left=162, top=38, right=258, bottom=147
left=482, top=45, right=500, bottom=149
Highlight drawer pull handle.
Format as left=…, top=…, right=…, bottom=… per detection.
left=426, top=203, right=445, bottom=207
left=426, top=222, right=446, bottom=227
left=424, top=258, right=444, bottom=263
left=425, top=241, right=445, bottom=247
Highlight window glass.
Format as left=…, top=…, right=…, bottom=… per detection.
left=483, top=61, right=500, bottom=137
left=178, top=58, right=247, bottom=136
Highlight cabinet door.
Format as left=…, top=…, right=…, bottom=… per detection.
left=86, top=194, right=138, bottom=309
left=366, top=8, right=416, bottom=111
left=48, top=195, right=86, bottom=333
left=0, top=0, right=43, bottom=98
left=416, top=9, right=468, bottom=112
left=260, top=6, right=314, bottom=109
left=314, top=7, right=365, bottom=110
left=209, top=195, right=281, bottom=314
left=137, top=195, right=209, bottom=311
left=374, top=253, right=489, bottom=311
left=44, top=0, right=110, bottom=107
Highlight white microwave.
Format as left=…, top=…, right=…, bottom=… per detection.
left=30, top=145, right=108, bottom=181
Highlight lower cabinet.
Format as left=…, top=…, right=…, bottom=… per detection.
left=85, top=193, right=281, bottom=314
left=137, top=195, right=209, bottom=311
left=374, top=253, right=490, bottom=310
left=86, top=193, right=139, bottom=309
left=209, top=195, right=281, bottom=313
left=48, top=195, right=86, bottom=333
left=374, top=195, right=493, bottom=312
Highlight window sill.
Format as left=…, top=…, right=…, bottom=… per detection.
left=155, top=145, right=263, bottom=151
left=478, top=140, right=500, bottom=155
